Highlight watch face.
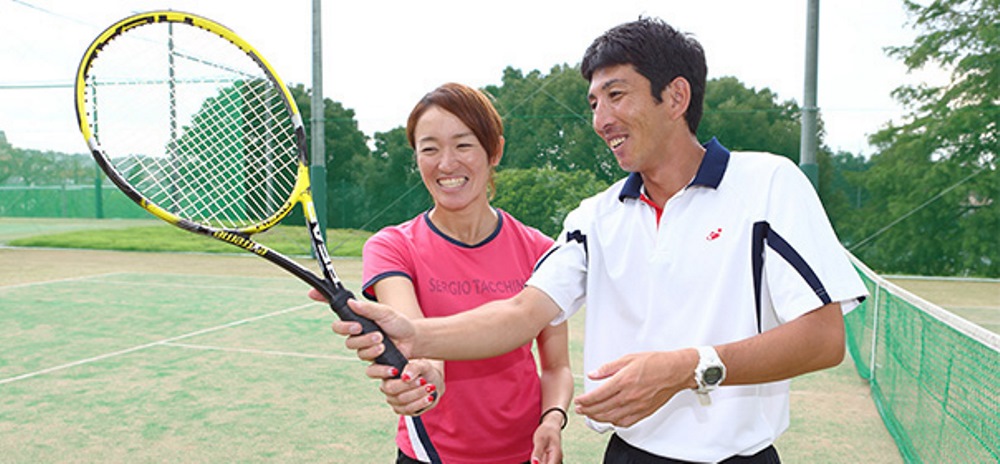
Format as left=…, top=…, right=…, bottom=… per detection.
left=703, top=366, right=723, bottom=385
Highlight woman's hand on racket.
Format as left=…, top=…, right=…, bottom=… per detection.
left=372, top=359, right=444, bottom=416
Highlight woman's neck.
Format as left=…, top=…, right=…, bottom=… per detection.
left=428, top=203, right=499, bottom=245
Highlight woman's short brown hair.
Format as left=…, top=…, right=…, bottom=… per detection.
left=406, top=82, right=504, bottom=166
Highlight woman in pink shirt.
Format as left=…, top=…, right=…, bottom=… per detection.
left=359, top=82, right=572, bottom=464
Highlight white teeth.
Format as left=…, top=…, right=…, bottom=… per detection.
left=439, top=177, right=467, bottom=188
left=609, top=137, right=626, bottom=149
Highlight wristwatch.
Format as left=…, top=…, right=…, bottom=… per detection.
left=694, top=346, right=726, bottom=406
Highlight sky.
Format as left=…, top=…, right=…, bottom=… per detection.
left=0, top=0, right=945, bottom=158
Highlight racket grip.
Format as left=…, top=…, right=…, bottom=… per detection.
left=327, top=289, right=408, bottom=377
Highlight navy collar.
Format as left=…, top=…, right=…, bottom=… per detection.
left=618, top=137, right=731, bottom=201
left=423, top=208, right=504, bottom=248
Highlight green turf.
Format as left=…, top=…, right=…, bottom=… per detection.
left=7, top=224, right=372, bottom=258
left=0, top=272, right=398, bottom=462
left=0, top=266, right=908, bottom=462
left=10, top=221, right=974, bottom=462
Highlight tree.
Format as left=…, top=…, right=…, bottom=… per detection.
left=486, top=65, right=622, bottom=184
left=699, top=76, right=804, bottom=162
left=0, top=147, right=91, bottom=187
left=357, top=127, right=431, bottom=231
left=822, top=150, right=873, bottom=244
left=0, top=131, right=13, bottom=184
left=493, top=167, right=609, bottom=237
left=291, top=84, right=372, bottom=229
left=852, top=0, right=998, bottom=276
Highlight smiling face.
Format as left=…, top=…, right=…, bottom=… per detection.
left=413, top=106, right=500, bottom=213
left=588, top=64, right=680, bottom=174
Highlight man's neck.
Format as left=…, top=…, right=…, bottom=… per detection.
left=640, top=136, right=706, bottom=206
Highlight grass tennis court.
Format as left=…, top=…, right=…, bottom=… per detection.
left=0, top=218, right=936, bottom=462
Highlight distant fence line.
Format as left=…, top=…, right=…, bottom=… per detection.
left=0, top=184, right=145, bottom=219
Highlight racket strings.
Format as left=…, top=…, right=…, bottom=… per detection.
left=162, top=79, right=295, bottom=225
left=83, top=21, right=298, bottom=230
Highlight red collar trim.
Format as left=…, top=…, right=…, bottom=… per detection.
left=639, top=192, right=663, bottom=225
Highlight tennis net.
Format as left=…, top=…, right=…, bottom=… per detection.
left=845, top=254, right=999, bottom=463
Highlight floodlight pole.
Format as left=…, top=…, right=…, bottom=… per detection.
left=310, top=0, right=328, bottom=243
left=800, top=0, right=820, bottom=189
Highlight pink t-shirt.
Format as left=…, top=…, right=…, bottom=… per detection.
left=362, top=209, right=554, bottom=464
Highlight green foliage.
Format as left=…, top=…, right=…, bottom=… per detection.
left=0, top=141, right=93, bottom=187
left=0, top=130, right=12, bottom=184
left=850, top=0, right=999, bottom=276
left=493, top=167, right=609, bottom=237
left=699, top=76, right=804, bottom=162
left=883, top=0, right=999, bottom=168
left=486, top=65, right=622, bottom=184
left=820, top=150, right=873, bottom=243
left=291, top=84, right=373, bottom=230
left=357, top=127, right=432, bottom=230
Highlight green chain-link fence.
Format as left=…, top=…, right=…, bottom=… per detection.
left=0, top=184, right=145, bottom=219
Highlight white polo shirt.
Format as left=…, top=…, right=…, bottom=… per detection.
left=526, top=138, right=868, bottom=462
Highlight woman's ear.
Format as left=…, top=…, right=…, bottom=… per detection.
left=491, top=135, right=505, bottom=167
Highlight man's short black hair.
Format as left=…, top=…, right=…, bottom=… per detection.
left=581, top=16, right=708, bottom=134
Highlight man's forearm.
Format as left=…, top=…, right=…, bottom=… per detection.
left=717, top=302, right=845, bottom=386
left=413, top=287, right=561, bottom=360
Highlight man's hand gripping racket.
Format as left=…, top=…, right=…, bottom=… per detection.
left=75, top=11, right=439, bottom=461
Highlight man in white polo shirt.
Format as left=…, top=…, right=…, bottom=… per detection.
left=329, top=16, right=868, bottom=464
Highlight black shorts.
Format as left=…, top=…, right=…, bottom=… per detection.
left=603, top=434, right=780, bottom=464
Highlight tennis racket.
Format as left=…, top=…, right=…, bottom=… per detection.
left=74, top=11, right=440, bottom=461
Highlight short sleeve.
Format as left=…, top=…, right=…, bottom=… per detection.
left=526, top=204, right=590, bottom=325
left=761, top=159, right=868, bottom=322
left=361, top=228, right=414, bottom=300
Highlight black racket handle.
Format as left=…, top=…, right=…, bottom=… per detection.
left=327, top=288, right=408, bottom=377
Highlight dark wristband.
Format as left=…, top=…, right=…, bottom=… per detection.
left=539, top=406, right=568, bottom=430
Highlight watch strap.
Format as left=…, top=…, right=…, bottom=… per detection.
left=694, top=345, right=726, bottom=403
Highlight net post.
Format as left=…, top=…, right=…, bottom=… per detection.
left=868, top=282, right=881, bottom=381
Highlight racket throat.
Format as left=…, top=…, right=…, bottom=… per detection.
left=211, top=229, right=265, bottom=256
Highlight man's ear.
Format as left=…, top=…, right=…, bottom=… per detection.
left=664, top=77, right=692, bottom=121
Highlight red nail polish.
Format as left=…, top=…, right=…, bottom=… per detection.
left=426, top=395, right=435, bottom=404
left=425, top=384, right=436, bottom=393
left=419, top=378, right=428, bottom=386
left=389, top=368, right=399, bottom=377
left=401, top=372, right=411, bottom=382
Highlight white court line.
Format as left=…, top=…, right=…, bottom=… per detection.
left=93, top=279, right=306, bottom=293
left=0, top=272, right=126, bottom=290
left=0, top=272, right=309, bottom=292
left=0, top=302, right=320, bottom=386
left=163, top=342, right=358, bottom=362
